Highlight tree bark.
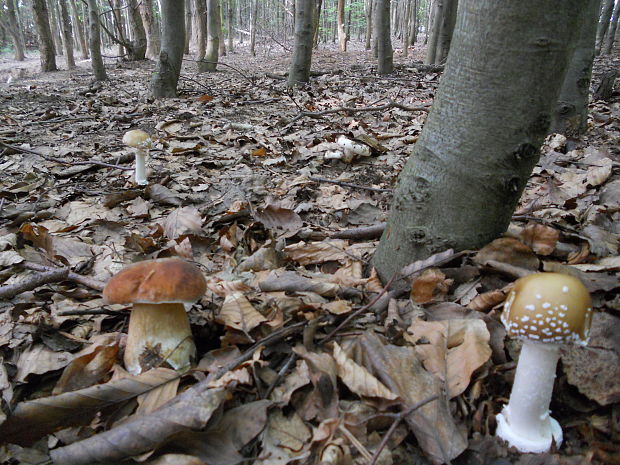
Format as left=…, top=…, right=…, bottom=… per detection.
left=227, top=0, right=234, bottom=51
left=151, top=0, right=185, bottom=96
left=32, top=0, right=57, bottom=71
left=193, top=0, right=207, bottom=63
left=434, top=0, right=457, bottom=63
left=337, top=0, right=346, bottom=51
left=112, top=0, right=126, bottom=57
left=374, top=0, right=585, bottom=288
left=602, top=0, right=620, bottom=54
left=375, top=0, right=393, bottom=74
left=217, top=0, right=226, bottom=56
left=424, top=0, right=442, bottom=64
left=595, top=0, right=614, bottom=54
left=288, top=0, right=314, bottom=86
left=184, top=0, right=192, bottom=54
left=140, top=0, right=161, bottom=60
left=86, top=0, right=107, bottom=80
left=402, top=0, right=411, bottom=57
left=551, top=0, right=599, bottom=136
left=70, top=0, right=89, bottom=59
left=200, top=0, right=220, bottom=71
left=1, top=0, right=26, bottom=60
left=58, top=0, right=76, bottom=68
left=126, top=0, right=147, bottom=60
left=249, top=0, right=258, bottom=56
left=47, top=0, right=62, bottom=55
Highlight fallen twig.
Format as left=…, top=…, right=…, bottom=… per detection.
left=23, top=262, right=105, bottom=292
left=309, top=176, right=392, bottom=193
left=331, top=223, right=387, bottom=240
left=0, top=268, right=69, bottom=300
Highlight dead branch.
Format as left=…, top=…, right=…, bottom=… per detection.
left=309, top=176, right=393, bottom=193
left=285, top=100, right=429, bottom=126
left=23, top=262, right=105, bottom=292
left=0, top=268, right=69, bottom=300
left=331, top=223, right=386, bottom=240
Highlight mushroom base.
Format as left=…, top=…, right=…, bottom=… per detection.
left=496, top=340, right=563, bottom=453
left=125, top=302, right=196, bottom=374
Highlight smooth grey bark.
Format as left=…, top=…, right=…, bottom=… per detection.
left=201, top=0, right=220, bottom=72
left=595, top=0, right=615, bottom=54
left=151, top=0, right=185, bottom=97
left=58, top=0, right=75, bottom=68
left=227, top=0, right=234, bottom=51
left=602, top=0, right=620, bottom=54
left=551, top=0, right=599, bottom=136
left=1, top=0, right=26, bottom=60
left=375, top=0, right=393, bottom=74
left=374, top=0, right=584, bottom=289
left=402, top=0, right=411, bottom=57
left=217, top=0, right=226, bottom=56
left=184, top=0, right=192, bottom=54
left=434, top=0, right=457, bottom=63
left=86, top=0, right=107, bottom=80
left=47, top=0, right=62, bottom=55
left=337, top=0, right=346, bottom=51
left=140, top=0, right=160, bottom=60
left=249, top=0, right=258, bottom=56
left=112, top=0, right=126, bottom=56
left=70, top=0, right=89, bottom=59
left=287, top=0, right=314, bottom=86
left=193, top=0, right=207, bottom=63
left=424, top=0, right=442, bottom=64
left=32, top=0, right=57, bottom=71
left=127, top=0, right=147, bottom=60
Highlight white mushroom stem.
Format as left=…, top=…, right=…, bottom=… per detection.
left=134, top=148, right=148, bottom=185
left=125, top=303, right=195, bottom=375
left=496, top=340, right=563, bottom=453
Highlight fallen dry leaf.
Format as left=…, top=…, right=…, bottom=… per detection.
left=217, top=292, right=268, bottom=334
left=410, top=268, right=453, bottom=304
left=284, top=240, right=349, bottom=265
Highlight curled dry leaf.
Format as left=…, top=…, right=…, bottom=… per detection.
left=258, top=270, right=340, bottom=297
left=255, top=409, right=312, bottom=465
left=473, top=237, right=539, bottom=270
left=467, top=288, right=508, bottom=312
left=0, top=368, right=180, bottom=446
left=162, top=206, right=202, bottom=240
left=217, top=292, right=268, bottom=334
left=405, top=319, right=492, bottom=398
left=332, top=342, right=397, bottom=400
left=284, top=240, right=349, bottom=265
left=519, top=222, right=560, bottom=256
left=16, top=344, right=74, bottom=383
left=253, top=205, right=304, bottom=238
left=410, top=268, right=453, bottom=304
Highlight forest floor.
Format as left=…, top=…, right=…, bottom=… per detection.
left=0, top=40, right=619, bottom=465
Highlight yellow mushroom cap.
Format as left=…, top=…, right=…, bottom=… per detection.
left=123, top=129, right=152, bottom=148
left=501, top=272, right=592, bottom=345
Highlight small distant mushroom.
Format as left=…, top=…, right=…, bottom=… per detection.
left=103, top=258, right=206, bottom=375
left=123, top=129, right=152, bottom=186
left=496, top=272, right=593, bottom=453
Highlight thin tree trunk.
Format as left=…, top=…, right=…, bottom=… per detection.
left=184, top=0, right=192, bottom=54
left=424, top=0, right=442, bottom=64
left=193, top=0, right=207, bottom=62
left=58, top=0, right=76, bottom=68
left=47, top=0, right=62, bottom=55
left=2, top=0, right=26, bottom=60
left=227, top=0, right=234, bottom=51
left=112, top=0, right=126, bottom=56
left=201, top=0, right=220, bottom=71
left=402, top=0, right=411, bottom=57
left=127, top=0, right=147, bottom=59
left=140, top=0, right=161, bottom=60
left=217, top=0, right=226, bottom=56
left=70, top=0, right=89, bottom=59
left=32, top=0, right=57, bottom=71
left=375, top=0, right=393, bottom=74
left=151, top=0, right=185, bottom=96
left=337, top=0, right=346, bottom=51
left=374, top=0, right=585, bottom=298
left=365, top=0, right=373, bottom=49
left=312, top=0, right=322, bottom=48
left=249, top=0, right=258, bottom=56
left=595, top=0, right=615, bottom=55
left=86, top=0, right=107, bottom=80
left=434, top=0, right=457, bottom=63
left=288, top=0, right=314, bottom=86
left=551, top=0, right=599, bottom=136
left=602, top=0, right=620, bottom=54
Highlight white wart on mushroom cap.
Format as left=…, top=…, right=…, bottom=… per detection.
left=501, top=272, right=592, bottom=345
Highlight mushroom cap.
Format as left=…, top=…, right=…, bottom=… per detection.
left=123, top=129, right=152, bottom=148
left=501, top=272, right=592, bottom=345
left=103, top=258, right=206, bottom=305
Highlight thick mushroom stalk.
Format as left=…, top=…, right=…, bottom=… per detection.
left=496, top=272, right=592, bottom=453
left=125, top=303, right=196, bottom=375
left=496, top=340, right=562, bottom=453
left=123, top=129, right=152, bottom=186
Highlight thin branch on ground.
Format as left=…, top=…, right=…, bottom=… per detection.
left=331, top=223, right=387, bottom=240
left=309, top=176, right=393, bottom=193
left=0, top=268, right=69, bottom=301
left=22, top=262, right=106, bottom=292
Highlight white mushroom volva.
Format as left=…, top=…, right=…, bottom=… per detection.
left=496, top=272, right=592, bottom=453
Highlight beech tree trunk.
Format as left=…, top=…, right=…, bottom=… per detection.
left=127, top=0, right=147, bottom=60
left=86, top=0, right=107, bottom=80
left=140, top=0, right=161, bottom=60
left=227, top=0, right=234, bottom=51
left=32, top=0, right=57, bottom=71
left=364, top=0, right=373, bottom=49
left=185, top=0, right=192, bottom=54
left=602, top=0, right=620, bottom=54
left=249, top=0, right=258, bottom=56
left=434, top=0, right=457, bottom=63
left=551, top=0, right=599, bottom=136
left=151, top=0, right=185, bottom=96
left=424, top=0, right=442, bottom=64
left=402, top=0, right=411, bottom=57
left=1, top=0, right=26, bottom=61
left=58, top=0, right=76, bottom=68
left=288, top=0, right=314, bottom=86
left=374, top=0, right=585, bottom=288
left=375, top=0, right=393, bottom=74
left=337, top=0, right=346, bottom=51
left=193, top=0, right=207, bottom=63
left=112, top=0, right=126, bottom=57
left=201, top=0, right=220, bottom=72
left=70, top=0, right=89, bottom=59
left=217, top=0, right=226, bottom=56
left=595, top=0, right=615, bottom=54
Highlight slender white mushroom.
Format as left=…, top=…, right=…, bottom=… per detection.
left=103, top=258, right=206, bottom=374
left=496, top=272, right=592, bottom=453
left=122, top=129, right=152, bottom=186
